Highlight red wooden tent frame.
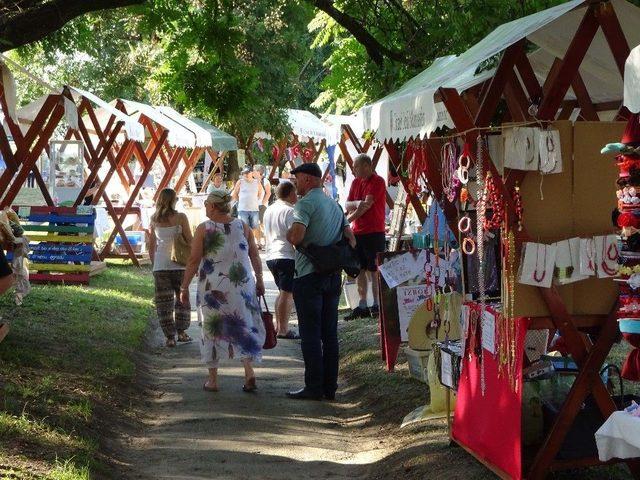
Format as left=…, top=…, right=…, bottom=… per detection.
left=92, top=100, right=175, bottom=265
left=49, top=95, right=144, bottom=267
left=66, top=99, right=209, bottom=266
left=0, top=89, right=66, bottom=208
left=267, top=134, right=327, bottom=180
left=347, top=2, right=640, bottom=478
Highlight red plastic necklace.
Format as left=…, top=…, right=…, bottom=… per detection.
left=533, top=244, right=547, bottom=283
left=601, top=236, right=619, bottom=276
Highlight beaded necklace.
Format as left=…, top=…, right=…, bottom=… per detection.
left=498, top=227, right=518, bottom=392
left=540, top=130, right=558, bottom=174
left=483, top=172, right=505, bottom=231
left=441, top=141, right=460, bottom=203
left=475, top=134, right=487, bottom=396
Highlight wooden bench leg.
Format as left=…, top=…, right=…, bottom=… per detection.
left=0, top=323, right=10, bottom=343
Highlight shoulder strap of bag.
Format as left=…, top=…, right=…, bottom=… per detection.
left=260, top=295, right=270, bottom=313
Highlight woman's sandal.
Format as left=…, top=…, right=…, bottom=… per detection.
left=203, top=381, right=219, bottom=392
left=177, top=332, right=192, bottom=343
left=242, top=377, right=257, bottom=393
left=166, top=338, right=176, bottom=348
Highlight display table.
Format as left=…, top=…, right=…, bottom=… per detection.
left=596, top=411, right=640, bottom=461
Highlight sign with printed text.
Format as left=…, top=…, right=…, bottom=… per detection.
left=76, top=205, right=93, bottom=215
left=396, top=284, right=432, bottom=342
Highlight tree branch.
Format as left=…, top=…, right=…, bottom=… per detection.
left=0, top=0, right=145, bottom=51
left=311, top=0, right=416, bottom=66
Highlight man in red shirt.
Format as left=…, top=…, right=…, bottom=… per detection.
left=345, top=153, right=386, bottom=319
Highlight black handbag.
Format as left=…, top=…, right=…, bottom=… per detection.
left=298, top=237, right=360, bottom=277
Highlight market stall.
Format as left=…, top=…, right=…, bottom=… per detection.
left=0, top=61, right=145, bottom=278
left=262, top=109, right=336, bottom=181
left=357, top=0, right=640, bottom=478
left=91, top=98, right=208, bottom=264
left=185, top=117, right=238, bottom=194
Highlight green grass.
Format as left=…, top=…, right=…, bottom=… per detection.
left=338, top=314, right=427, bottom=424
left=0, top=263, right=155, bottom=479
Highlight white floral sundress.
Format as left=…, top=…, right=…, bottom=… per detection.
left=197, top=219, right=265, bottom=367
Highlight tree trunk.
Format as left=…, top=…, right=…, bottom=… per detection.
left=0, top=0, right=145, bottom=51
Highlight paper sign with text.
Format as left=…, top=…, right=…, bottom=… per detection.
left=396, top=284, right=432, bottom=342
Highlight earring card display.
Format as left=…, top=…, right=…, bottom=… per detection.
left=514, top=121, right=624, bottom=317
left=503, top=126, right=539, bottom=171
left=13, top=206, right=96, bottom=285
left=553, top=237, right=588, bottom=285
left=377, top=249, right=459, bottom=371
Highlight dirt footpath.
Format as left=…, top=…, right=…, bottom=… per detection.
left=119, top=263, right=395, bottom=480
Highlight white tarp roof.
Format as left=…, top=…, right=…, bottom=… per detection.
left=9, top=87, right=145, bottom=142
left=323, top=113, right=365, bottom=141
left=71, top=87, right=145, bottom=142
left=120, top=99, right=204, bottom=148
left=361, top=0, right=640, bottom=141
left=625, top=44, right=640, bottom=112
left=156, top=106, right=212, bottom=148
left=286, top=109, right=334, bottom=143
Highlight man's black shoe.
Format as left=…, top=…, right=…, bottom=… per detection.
left=344, top=306, right=371, bottom=321
left=286, top=388, right=323, bottom=401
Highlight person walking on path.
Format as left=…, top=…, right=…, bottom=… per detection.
left=344, top=154, right=387, bottom=320
left=286, top=163, right=356, bottom=401
left=180, top=189, right=266, bottom=393
left=264, top=181, right=299, bottom=340
left=149, top=188, right=193, bottom=348
left=253, top=164, right=271, bottom=249
left=232, top=166, right=263, bottom=243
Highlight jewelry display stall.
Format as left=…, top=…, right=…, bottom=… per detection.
left=349, top=1, right=640, bottom=477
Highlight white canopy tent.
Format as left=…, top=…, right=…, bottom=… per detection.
left=360, top=0, right=640, bottom=142
left=156, top=106, right=212, bottom=148
left=6, top=87, right=145, bottom=144
left=119, top=99, right=207, bottom=149
left=285, top=108, right=336, bottom=144
left=624, top=44, right=640, bottom=112
left=323, top=113, right=365, bottom=141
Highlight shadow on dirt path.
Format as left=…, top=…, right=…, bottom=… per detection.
left=118, top=260, right=393, bottom=480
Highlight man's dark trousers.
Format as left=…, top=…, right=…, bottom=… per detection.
left=293, top=271, right=341, bottom=397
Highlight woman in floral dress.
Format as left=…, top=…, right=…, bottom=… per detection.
left=180, top=189, right=266, bottom=393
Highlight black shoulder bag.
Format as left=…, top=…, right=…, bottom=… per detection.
left=297, top=203, right=360, bottom=277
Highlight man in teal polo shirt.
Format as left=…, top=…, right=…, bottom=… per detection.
left=286, top=163, right=355, bottom=400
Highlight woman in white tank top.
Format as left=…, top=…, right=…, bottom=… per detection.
left=232, top=168, right=263, bottom=231
left=149, top=188, right=194, bottom=347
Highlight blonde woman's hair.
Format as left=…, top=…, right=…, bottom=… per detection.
left=206, top=189, right=232, bottom=214
left=152, top=188, right=178, bottom=223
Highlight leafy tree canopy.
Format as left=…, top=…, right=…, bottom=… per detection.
left=8, top=0, right=324, bottom=154
left=308, top=0, right=570, bottom=114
